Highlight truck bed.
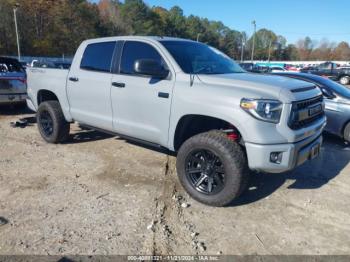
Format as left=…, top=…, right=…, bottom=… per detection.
left=26, top=67, right=69, bottom=112
left=27, top=68, right=69, bottom=111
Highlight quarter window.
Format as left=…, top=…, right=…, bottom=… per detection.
left=80, top=42, right=116, bottom=72
left=120, top=41, right=164, bottom=75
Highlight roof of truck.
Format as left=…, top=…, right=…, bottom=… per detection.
left=83, top=36, right=197, bottom=44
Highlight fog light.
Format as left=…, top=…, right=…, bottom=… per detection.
left=270, top=152, right=283, bottom=164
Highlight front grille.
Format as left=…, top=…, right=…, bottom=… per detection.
left=295, top=95, right=323, bottom=110
left=289, top=95, right=324, bottom=130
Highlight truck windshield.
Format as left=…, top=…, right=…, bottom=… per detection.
left=160, top=40, right=245, bottom=74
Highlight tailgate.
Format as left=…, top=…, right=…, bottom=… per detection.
left=0, top=77, right=26, bottom=95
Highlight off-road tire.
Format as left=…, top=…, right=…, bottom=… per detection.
left=36, top=101, right=70, bottom=143
left=344, top=122, right=350, bottom=143
left=176, top=130, right=250, bottom=207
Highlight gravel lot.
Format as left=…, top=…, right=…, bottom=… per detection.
left=0, top=105, right=350, bottom=256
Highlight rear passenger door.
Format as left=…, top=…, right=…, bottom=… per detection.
left=110, top=40, right=175, bottom=146
left=67, top=41, right=116, bottom=131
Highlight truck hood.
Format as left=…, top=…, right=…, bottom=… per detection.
left=197, top=73, right=322, bottom=103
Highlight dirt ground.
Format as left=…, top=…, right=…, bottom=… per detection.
left=0, top=105, right=350, bottom=256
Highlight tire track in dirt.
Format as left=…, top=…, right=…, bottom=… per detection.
left=151, top=155, right=202, bottom=255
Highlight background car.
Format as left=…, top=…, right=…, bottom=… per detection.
left=239, top=62, right=269, bottom=73
left=268, top=66, right=288, bottom=73
left=300, top=61, right=350, bottom=85
left=0, top=57, right=27, bottom=107
left=274, top=72, right=350, bottom=142
left=239, top=62, right=260, bottom=73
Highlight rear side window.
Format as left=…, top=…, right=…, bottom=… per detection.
left=120, top=41, right=163, bottom=75
left=80, top=42, right=116, bottom=72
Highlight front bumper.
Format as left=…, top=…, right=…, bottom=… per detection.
left=245, top=132, right=323, bottom=173
left=0, top=93, right=27, bottom=104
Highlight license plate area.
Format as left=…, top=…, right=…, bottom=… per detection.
left=308, top=104, right=322, bottom=117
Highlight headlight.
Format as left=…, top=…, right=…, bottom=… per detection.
left=240, top=98, right=283, bottom=123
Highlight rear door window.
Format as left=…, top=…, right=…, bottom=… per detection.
left=80, top=42, right=116, bottom=73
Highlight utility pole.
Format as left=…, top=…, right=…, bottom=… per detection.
left=240, top=35, right=245, bottom=62
left=13, top=3, right=21, bottom=61
left=251, top=20, right=256, bottom=63
left=267, top=40, right=272, bottom=62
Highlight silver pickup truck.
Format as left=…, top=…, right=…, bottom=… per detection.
left=27, top=36, right=326, bottom=206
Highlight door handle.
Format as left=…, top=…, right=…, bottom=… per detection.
left=112, top=82, right=125, bottom=88
left=158, top=92, right=169, bottom=99
left=69, top=77, right=79, bottom=82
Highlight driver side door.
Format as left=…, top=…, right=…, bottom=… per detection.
left=110, top=40, right=175, bottom=147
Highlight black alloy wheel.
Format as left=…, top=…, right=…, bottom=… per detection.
left=39, top=110, right=54, bottom=137
left=185, top=149, right=225, bottom=195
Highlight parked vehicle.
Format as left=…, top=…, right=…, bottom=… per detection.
left=268, top=66, right=288, bottom=73
left=0, top=57, right=27, bottom=106
left=31, top=60, right=71, bottom=70
left=285, top=64, right=299, bottom=72
left=239, top=62, right=260, bottom=73
left=239, top=63, right=269, bottom=73
left=300, top=61, right=350, bottom=85
left=26, top=36, right=326, bottom=206
left=239, top=62, right=255, bottom=71
left=54, top=62, right=71, bottom=69
left=274, top=72, right=350, bottom=142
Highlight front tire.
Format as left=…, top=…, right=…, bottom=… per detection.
left=176, top=131, right=249, bottom=207
left=340, top=76, right=350, bottom=85
left=36, top=101, right=70, bottom=143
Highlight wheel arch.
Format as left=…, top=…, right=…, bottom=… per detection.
left=173, top=114, right=244, bottom=151
left=36, top=89, right=73, bottom=122
left=37, top=89, right=59, bottom=106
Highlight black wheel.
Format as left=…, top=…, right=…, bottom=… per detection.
left=340, top=76, right=350, bottom=85
left=36, top=101, right=70, bottom=143
left=176, top=131, right=249, bottom=207
left=344, top=122, right=350, bottom=143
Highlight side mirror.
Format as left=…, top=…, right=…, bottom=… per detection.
left=134, top=59, right=169, bottom=79
left=321, top=87, right=336, bottom=99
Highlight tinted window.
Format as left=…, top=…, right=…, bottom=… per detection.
left=80, top=42, right=116, bottom=72
left=160, top=40, right=244, bottom=74
left=120, top=41, right=163, bottom=75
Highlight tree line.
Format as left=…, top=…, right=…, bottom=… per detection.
left=0, top=0, right=349, bottom=61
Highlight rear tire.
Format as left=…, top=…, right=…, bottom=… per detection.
left=344, top=122, right=350, bottom=143
left=176, top=130, right=249, bottom=207
left=340, top=76, right=350, bottom=85
left=36, top=101, right=70, bottom=143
